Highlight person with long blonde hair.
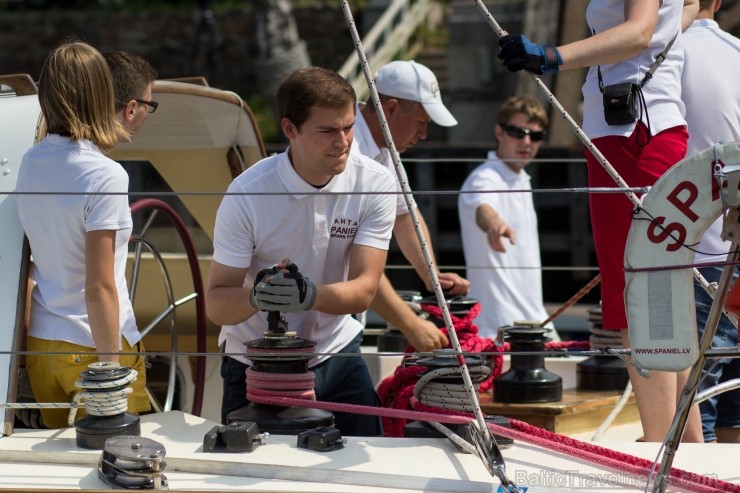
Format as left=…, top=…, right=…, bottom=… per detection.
left=17, top=40, right=150, bottom=428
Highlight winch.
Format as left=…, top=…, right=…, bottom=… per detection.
left=227, top=310, right=335, bottom=434
left=493, top=323, right=562, bottom=403
left=421, top=295, right=480, bottom=325
left=577, top=304, right=629, bottom=391
left=98, top=435, right=167, bottom=490
left=74, top=362, right=141, bottom=450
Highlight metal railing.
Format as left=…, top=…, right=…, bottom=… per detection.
left=337, top=0, right=433, bottom=99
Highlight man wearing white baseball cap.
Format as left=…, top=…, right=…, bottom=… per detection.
left=351, top=60, right=470, bottom=353
left=374, top=60, right=458, bottom=127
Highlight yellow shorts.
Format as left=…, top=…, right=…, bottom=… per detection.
left=26, top=336, right=150, bottom=429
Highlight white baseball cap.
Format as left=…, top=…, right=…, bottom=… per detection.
left=374, top=60, right=458, bottom=127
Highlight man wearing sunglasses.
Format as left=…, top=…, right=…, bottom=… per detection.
left=104, top=51, right=158, bottom=140
left=458, top=95, right=556, bottom=340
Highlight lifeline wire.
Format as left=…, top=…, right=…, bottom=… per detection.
left=3, top=186, right=651, bottom=197
left=340, top=0, right=507, bottom=487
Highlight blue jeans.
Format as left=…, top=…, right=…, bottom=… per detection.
left=221, top=331, right=382, bottom=436
left=694, top=266, right=740, bottom=442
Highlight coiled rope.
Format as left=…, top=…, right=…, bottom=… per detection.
left=68, top=363, right=138, bottom=426
left=414, top=364, right=491, bottom=412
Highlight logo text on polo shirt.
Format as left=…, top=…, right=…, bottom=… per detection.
left=331, top=217, right=358, bottom=239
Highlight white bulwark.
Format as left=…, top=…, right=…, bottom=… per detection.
left=0, top=93, right=41, bottom=435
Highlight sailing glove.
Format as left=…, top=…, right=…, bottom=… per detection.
left=498, top=34, right=562, bottom=75
left=250, top=265, right=280, bottom=311
left=251, top=271, right=317, bottom=313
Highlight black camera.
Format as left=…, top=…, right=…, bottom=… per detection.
left=602, top=82, right=639, bottom=126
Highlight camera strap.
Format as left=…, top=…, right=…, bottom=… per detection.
left=638, top=33, right=678, bottom=88
left=595, top=31, right=677, bottom=145
left=596, top=32, right=678, bottom=93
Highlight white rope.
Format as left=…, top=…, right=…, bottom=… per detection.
left=68, top=366, right=138, bottom=426
left=1, top=367, right=137, bottom=427
left=414, top=365, right=492, bottom=412
left=590, top=380, right=633, bottom=441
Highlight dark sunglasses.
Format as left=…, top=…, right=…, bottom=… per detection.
left=501, top=123, right=545, bottom=142
left=135, top=99, right=158, bottom=114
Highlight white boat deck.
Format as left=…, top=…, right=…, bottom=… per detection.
left=0, top=411, right=737, bottom=492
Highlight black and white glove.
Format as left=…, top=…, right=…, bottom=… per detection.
left=250, top=265, right=280, bottom=311
left=251, top=270, right=317, bottom=313
left=498, top=34, right=562, bottom=75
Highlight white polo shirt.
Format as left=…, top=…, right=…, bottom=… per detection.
left=682, top=19, right=740, bottom=264
left=17, top=134, right=140, bottom=348
left=214, top=150, right=396, bottom=366
left=351, top=103, right=416, bottom=216
left=458, top=152, right=550, bottom=339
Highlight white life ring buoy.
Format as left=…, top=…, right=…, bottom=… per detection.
left=625, top=142, right=740, bottom=371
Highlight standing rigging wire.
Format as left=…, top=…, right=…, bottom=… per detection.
left=339, top=2, right=519, bottom=490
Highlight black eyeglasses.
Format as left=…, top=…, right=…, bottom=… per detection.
left=501, top=123, right=545, bottom=142
left=135, top=99, right=158, bottom=114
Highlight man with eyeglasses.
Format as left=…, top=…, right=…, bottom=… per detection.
left=458, top=95, right=556, bottom=340
left=104, top=51, right=158, bottom=139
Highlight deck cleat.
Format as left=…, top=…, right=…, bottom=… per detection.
left=203, top=421, right=269, bottom=453
left=98, top=435, right=168, bottom=490
left=297, top=426, right=346, bottom=452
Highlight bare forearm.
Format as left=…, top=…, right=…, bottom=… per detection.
left=559, top=0, right=659, bottom=70
left=370, top=274, right=422, bottom=332
left=314, top=279, right=378, bottom=315
left=206, top=285, right=259, bottom=326
left=393, top=210, right=434, bottom=279
left=86, top=286, right=120, bottom=362
left=476, top=204, right=502, bottom=234
left=371, top=274, right=449, bottom=351
left=394, top=212, right=438, bottom=283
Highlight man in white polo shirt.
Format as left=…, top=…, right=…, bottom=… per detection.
left=206, top=67, right=396, bottom=436
left=458, top=95, right=556, bottom=340
left=351, top=60, right=470, bottom=352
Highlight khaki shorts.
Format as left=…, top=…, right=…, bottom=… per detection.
left=26, top=336, right=150, bottom=428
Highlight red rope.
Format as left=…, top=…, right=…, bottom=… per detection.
left=496, top=419, right=740, bottom=493
left=377, top=302, right=589, bottom=435
left=245, top=367, right=316, bottom=401
left=244, top=301, right=739, bottom=490
left=250, top=392, right=738, bottom=492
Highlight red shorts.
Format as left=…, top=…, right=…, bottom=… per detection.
left=586, top=122, right=688, bottom=330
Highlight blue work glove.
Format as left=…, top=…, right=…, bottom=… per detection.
left=498, top=34, right=562, bottom=75
left=251, top=271, right=317, bottom=313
